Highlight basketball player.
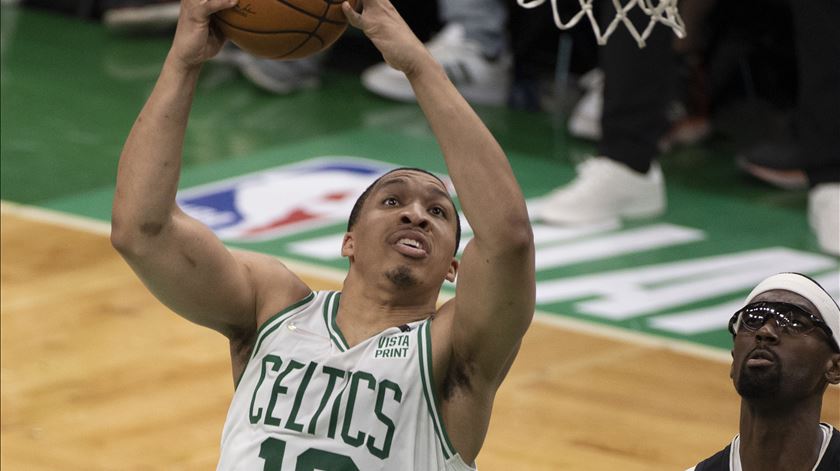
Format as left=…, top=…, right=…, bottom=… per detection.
left=110, top=0, right=535, bottom=469
left=687, top=273, right=840, bottom=471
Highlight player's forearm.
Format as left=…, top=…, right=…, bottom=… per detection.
left=407, top=60, right=532, bottom=248
left=111, top=58, right=201, bottom=247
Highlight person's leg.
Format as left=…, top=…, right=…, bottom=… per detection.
left=790, top=0, right=840, bottom=186
left=538, top=1, right=674, bottom=225
left=597, top=0, right=677, bottom=174
left=792, top=0, right=840, bottom=255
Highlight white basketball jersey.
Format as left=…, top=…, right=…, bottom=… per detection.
left=217, top=291, right=476, bottom=471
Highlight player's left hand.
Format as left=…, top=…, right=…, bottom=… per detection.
left=342, top=0, right=431, bottom=78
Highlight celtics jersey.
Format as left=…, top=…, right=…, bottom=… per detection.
left=217, top=291, right=476, bottom=471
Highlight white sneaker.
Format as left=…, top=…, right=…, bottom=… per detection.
left=361, top=23, right=511, bottom=106
left=808, top=183, right=840, bottom=256
left=538, top=157, right=666, bottom=225
left=568, top=69, right=604, bottom=140
left=213, top=43, right=322, bottom=94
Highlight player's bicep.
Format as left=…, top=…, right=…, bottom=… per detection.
left=117, top=208, right=258, bottom=336
left=452, top=238, right=535, bottom=382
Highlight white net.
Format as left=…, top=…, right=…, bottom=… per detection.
left=516, top=0, right=685, bottom=48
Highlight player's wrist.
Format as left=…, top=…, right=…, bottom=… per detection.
left=402, top=52, right=440, bottom=83
left=164, top=49, right=205, bottom=76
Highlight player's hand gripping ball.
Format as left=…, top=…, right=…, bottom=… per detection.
left=213, top=0, right=359, bottom=59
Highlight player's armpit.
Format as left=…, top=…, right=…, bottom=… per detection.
left=448, top=237, right=535, bottom=386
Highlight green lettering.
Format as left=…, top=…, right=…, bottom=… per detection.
left=327, top=385, right=347, bottom=439
left=308, top=366, right=346, bottom=435
left=367, top=379, right=402, bottom=459
left=250, top=355, right=283, bottom=424
left=342, top=371, right=375, bottom=447
left=285, top=361, right=317, bottom=433
left=265, top=359, right=305, bottom=427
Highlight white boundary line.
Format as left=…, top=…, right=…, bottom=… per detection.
left=2, top=200, right=732, bottom=363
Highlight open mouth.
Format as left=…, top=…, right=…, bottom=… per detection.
left=391, top=232, right=429, bottom=258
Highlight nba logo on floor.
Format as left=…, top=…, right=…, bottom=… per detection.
left=176, top=157, right=397, bottom=242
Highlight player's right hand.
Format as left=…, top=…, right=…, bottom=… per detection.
left=342, top=0, right=431, bottom=79
left=168, top=0, right=238, bottom=72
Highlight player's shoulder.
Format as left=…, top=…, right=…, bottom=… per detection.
left=232, top=249, right=306, bottom=286
left=430, top=297, right=457, bottom=333
left=690, top=444, right=731, bottom=471
left=818, top=424, right=840, bottom=470
left=231, top=249, right=311, bottom=326
left=435, top=297, right=457, bottom=318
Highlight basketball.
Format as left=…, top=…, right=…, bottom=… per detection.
left=213, top=0, right=359, bottom=60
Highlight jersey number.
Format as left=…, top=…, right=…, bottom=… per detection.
left=260, top=437, right=360, bottom=470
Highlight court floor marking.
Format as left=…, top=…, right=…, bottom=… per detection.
left=1, top=200, right=731, bottom=363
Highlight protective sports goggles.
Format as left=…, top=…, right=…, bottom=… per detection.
left=728, top=301, right=840, bottom=352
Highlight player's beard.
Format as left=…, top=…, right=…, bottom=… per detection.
left=386, top=265, right=417, bottom=288
left=735, top=358, right=781, bottom=399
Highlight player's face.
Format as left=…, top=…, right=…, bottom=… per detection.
left=730, top=290, right=839, bottom=402
left=342, top=170, right=459, bottom=290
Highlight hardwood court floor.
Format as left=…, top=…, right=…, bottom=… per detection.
left=2, top=210, right=838, bottom=470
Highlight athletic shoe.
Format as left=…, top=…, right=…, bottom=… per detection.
left=102, top=1, right=180, bottom=35
left=538, top=156, right=666, bottom=225
left=736, top=140, right=808, bottom=190
left=213, top=43, right=322, bottom=95
left=361, top=23, right=511, bottom=106
left=567, top=69, right=604, bottom=140
left=808, top=183, right=840, bottom=256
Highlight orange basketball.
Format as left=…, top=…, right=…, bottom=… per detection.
left=213, top=0, right=358, bottom=60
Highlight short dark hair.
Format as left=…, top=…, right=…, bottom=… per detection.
left=346, top=167, right=462, bottom=255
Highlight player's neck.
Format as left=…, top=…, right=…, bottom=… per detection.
left=738, top=398, right=824, bottom=471
left=336, top=275, right=438, bottom=347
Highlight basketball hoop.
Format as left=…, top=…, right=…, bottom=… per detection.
left=516, top=0, right=685, bottom=48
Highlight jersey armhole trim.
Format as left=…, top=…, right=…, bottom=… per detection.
left=233, top=291, right=316, bottom=389
left=418, top=318, right=457, bottom=460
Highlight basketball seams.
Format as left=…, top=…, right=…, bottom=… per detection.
left=216, top=16, right=325, bottom=44
left=278, top=0, right=333, bottom=59
left=269, top=0, right=341, bottom=59
left=274, top=0, right=346, bottom=26
left=214, top=0, right=353, bottom=59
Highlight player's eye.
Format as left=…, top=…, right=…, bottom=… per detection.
left=383, top=197, right=399, bottom=207
left=741, top=312, right=767, bottom=329
left=785, top=313, right=812, bottom=332
left=430, top=206, right=446, bottom=217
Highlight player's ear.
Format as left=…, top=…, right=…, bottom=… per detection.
left=826, top=353, right=840, bottom=385
left=341, top=233, right=355, bottom=259
left=729, top=350, right=735, bottom=380
left=445, top=257, right=459, bottom=282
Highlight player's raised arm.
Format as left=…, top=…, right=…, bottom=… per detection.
left=111, top=0, right=308, bottom=339
left=344, top=0, right=534, bottom=382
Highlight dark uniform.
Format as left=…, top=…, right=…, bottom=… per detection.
left=690, top=424, right=840, bottom=471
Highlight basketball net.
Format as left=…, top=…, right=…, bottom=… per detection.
left=517, top=0, right=685, bottom=47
